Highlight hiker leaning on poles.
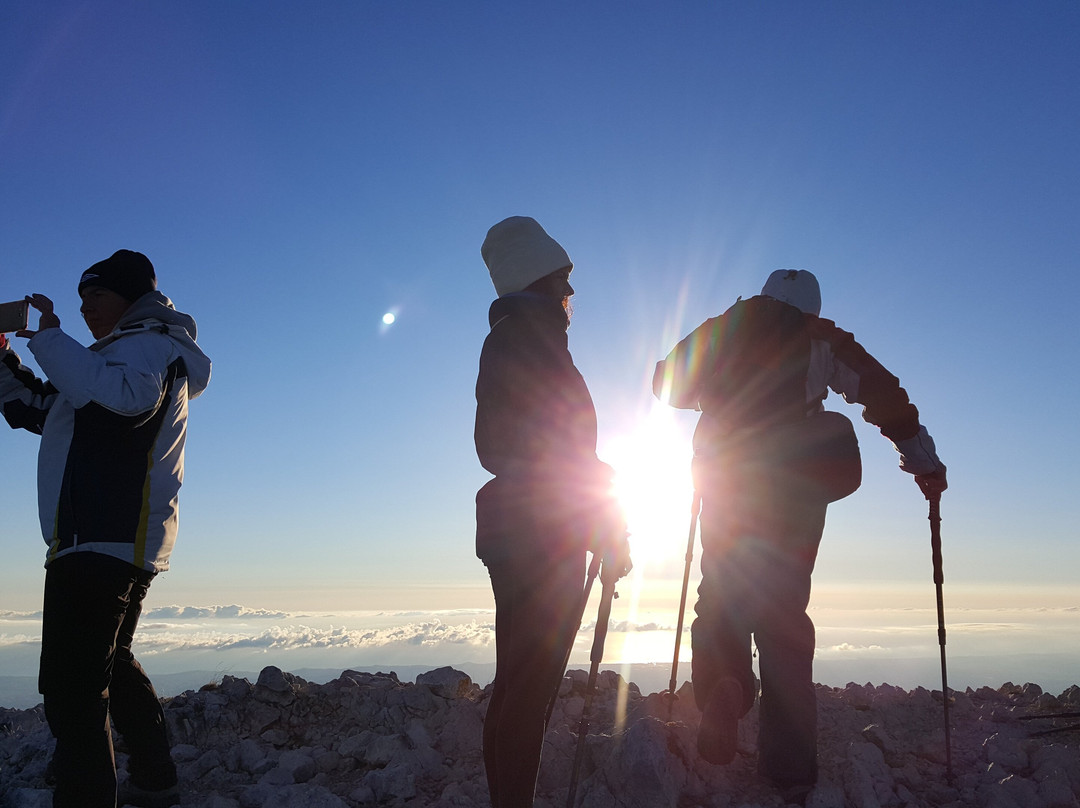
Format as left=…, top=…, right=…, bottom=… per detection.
left=0, top=251, right=211, bottom=808
left=653, top=269, right=946, bottom=805
left=473, top=216, right=632, bottom=808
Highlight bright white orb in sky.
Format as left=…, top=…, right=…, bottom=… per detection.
left=382, top=312, right=396, bottom=326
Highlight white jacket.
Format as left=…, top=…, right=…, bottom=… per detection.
left=0, top=292, right=211, bottom=572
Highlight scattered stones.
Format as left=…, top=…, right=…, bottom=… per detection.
left=415, top=667, right=476, bottom=700
left=0, top=670, right=1077, bottom=807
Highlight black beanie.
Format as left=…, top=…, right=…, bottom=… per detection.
left=78, top=250, right=157, bottom=302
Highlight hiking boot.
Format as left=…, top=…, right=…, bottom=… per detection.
left=771, top=779, right=814, bottom=806
left=117, top=781, right=180, bottom=808
left=697, top=676, right=742, bottom=764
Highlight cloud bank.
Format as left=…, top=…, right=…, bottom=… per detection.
left=145, top=605, right=290, bottom=619
left=137, top=619, right=497, bottom=656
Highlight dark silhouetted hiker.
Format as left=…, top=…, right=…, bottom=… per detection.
left=474, top=217, right=631, bottom=808
left=0, top=251, right=211, bottom=808
left=654, top=269, right=946, bottom=804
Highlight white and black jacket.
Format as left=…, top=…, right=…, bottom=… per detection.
left=0, top=291, right=212, bottom=572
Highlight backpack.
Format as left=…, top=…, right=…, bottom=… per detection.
left=697, top=295, right=813, bottom=429
left=693, top=296, right=861, bottom=503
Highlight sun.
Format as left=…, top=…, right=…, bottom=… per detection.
left=602, top=404, right=696, bottom=566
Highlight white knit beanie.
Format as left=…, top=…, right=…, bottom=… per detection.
left=481, top=216, right=573, bottom=297
left=761, top=269, right=821, bottom=316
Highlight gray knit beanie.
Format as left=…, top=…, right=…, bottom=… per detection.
left=481, top=217, right=572, bottom=297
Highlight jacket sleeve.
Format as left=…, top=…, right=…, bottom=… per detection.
left=808, top=316, right=945, bottom=475
left=652, top=316, right=724, bottom=409
left=0, top=343, right=57, bottom=434
left=28, top=329, right=174, bottom=420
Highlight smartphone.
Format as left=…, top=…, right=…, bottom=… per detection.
left=0, top=299, right=29, bottom=333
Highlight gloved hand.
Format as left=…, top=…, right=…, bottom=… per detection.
left=894, top=426, right=944, bottom=476
left=586, top=500, right=632, bottom=581
left=601, top=533, right=633, bottom=584
left=580, top=462, right=632, bottom=580
left=0, top=332, right=8, bottom=351
left=915, top=469, right=948, bottom=500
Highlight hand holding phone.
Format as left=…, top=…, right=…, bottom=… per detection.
left=0, top=299, right=29, bottom=334
left=11, top=295, right=61, bottom=337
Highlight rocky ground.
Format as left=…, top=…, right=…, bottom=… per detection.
left=1, top=665, right=1078, bottom=807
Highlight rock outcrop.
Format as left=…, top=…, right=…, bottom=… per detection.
left=1, top=666, right=1078, bottom=807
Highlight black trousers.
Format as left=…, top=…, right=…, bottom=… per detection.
left=691, top=459, right=827, bottom=788
left=483, top=550, right=585, bottom=808
left=40, top=552, right=176, bottom=808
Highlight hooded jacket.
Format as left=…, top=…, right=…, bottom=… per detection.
left=0, top=291, right=211, bottom=572
left=474, top=292, right=616, bottom=561
left=476, top=293, right=597, bottom=478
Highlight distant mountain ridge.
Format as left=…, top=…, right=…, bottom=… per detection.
left=4, top=651, right=1078, bottom=710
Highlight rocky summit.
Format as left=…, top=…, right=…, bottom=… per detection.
left=1, top=666, right=1078, bottom=807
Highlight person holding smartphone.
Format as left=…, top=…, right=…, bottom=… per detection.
left=0, top=250, right=211, bottom=808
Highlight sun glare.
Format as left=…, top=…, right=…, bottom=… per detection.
left=603, top=405, right=696, bottom=566
left=379, top=307, right=400, bottom=334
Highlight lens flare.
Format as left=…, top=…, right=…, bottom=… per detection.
left=603, top=405, right=695, bottom=566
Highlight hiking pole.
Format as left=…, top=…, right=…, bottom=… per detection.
left=565, top=564, right=618, bottom=808
left=667, top=490, right=702, bottom=714
left=1019, top=711, right=1080, bottom=737
left=545, top=551, right=603, bottom=729
left=928, top=493, right=954, bottom=783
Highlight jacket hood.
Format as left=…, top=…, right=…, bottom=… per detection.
left=488, top=291, right=569, bottom=331
left=97, top=291, right=212, bottom=398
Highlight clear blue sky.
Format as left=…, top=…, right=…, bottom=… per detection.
left=2, top=1, right=1078, bottom=634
